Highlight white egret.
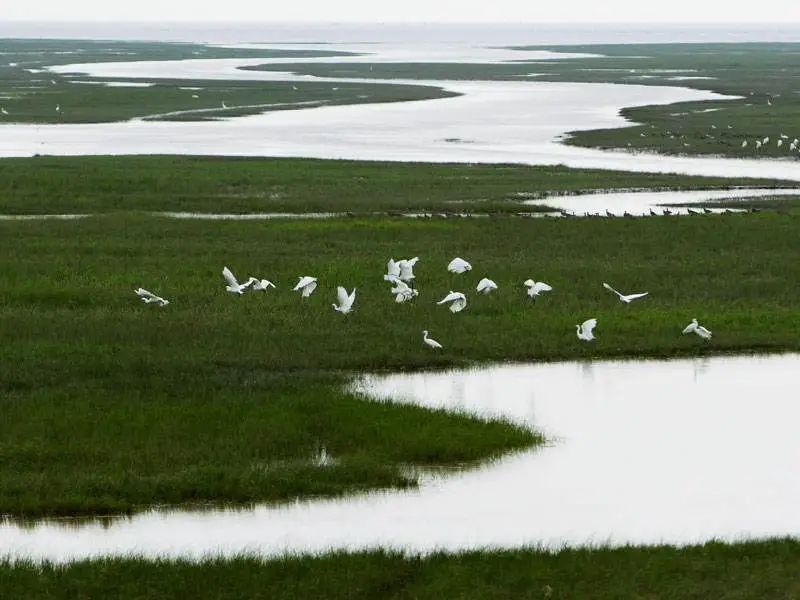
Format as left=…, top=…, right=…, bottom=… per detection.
left=447, top=257, right=472, bottom=274
left=437, top=291, right=467, bottom=313
left=221, top=101, right=228, bottom=109
left=245, top=277, right=276, bottom=292
left=332, top=286, right=356, bottom=314
left=423, top=330, right=443, bottom=349
left=391, top=280, right=418, bottom=303
left=576, top=318, right=597, bottom=342
left=756, top=140, right=762, bottom=149
left=293, top=276, right=318, bottom=298
left=682, top=318, right=712, bottom=340
left=740, top=140, right=748, bottom=148
left=523, top=279, right=553, bottom=298
left=777, top=139, right=783, bottom=148
left=55, top=104, right=61, bottom=113
left=476, top=278, right=498, bottom=294
left=0, top=107, right=7, bottom=115
left=603, top=282, right=648, bottom=304
left=222, top=266, right=253, bottom=294
left=763, top=136, right=770, bottom=144
left=398, top=257, right=419, bottom=282
left=134, top=287, right=169, bottom=306
left=384, top=258, right=401, bottom=283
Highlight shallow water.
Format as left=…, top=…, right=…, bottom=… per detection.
left=526, top=187, right=799, bottom=216
left=3, top=353, right=799, bottom=563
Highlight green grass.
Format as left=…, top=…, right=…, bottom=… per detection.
left=0, top=155, right=789, bottom=215
left=0, top=39, right=451, bottom=123
left=2, top=199, right=800, bottom=516
left=3, top=539, right=800, bottom=598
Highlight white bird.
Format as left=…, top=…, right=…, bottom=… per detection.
left=791, top=143, right=797, bottom=152
left=134, top=287, right=169, bottom=306
left=293, top=276, right=318, bottom=298
left=777, top=139, right=783, bottom=148
left=0, top=107, right=7, bottom=115
left=332, top=286, right=356, bottom=314
left=523, top=279, right=553, bottom=298
left=603, top=282, right=648, bottom=304
left=741, top=140, right=748, bottom=148
left=576, top=318, right=597, bottom=342
left=398, top=257, right=419, bottom=282
left=55, top=104, right=60, bottom=113
left=763, top=136, right=770, bottom=144
left=437, top=291, right=467, bottom=313
left=221, top=101, right=228, bottom=109
left=192, top=94, right=199, bottom=99
left=476, top=278, right=498, bottom=294
left=245, top=277, right=276, bottom=291
left=756, top=140, right=762, bottom=149
left=447, top=257, right=472, bottom=274
left=391, top=280, right=418, bottom=303
left=222, top=266, right=254, bottom=294
left=384, top=258, right=401, bottom=283
left=682, top=318, right=712, bottom=340
left=422, top=330, right=443, bottom=349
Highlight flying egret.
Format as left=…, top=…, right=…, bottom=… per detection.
left=447, top=257, right=472, bottom=274
left=222, top=266, right=254, bottom=294
left=603, top=282, right=649, bottom=304
left=682, top=318, right=712, bottom=340
left=134, top=287, right=169, bottom=306
left=332, top=286, right=356, bottom=314
left=391, top=280, right=418, bottom=303
left=576, top=318, right=597, bottom=342
left=245, top=277, right=276, bottom=291
left=423, top=330, right=443, bottom=349
left=524, top=279, right=553, bottom=298
left=437, top=291, right=467, bottom=313
left=384, top=258, right=401, bottom=283
left=476, top=278, right=498, bottom=294
left=293, top=276, right=318, bottom=298
left=398, top=257, right=419, bottom=282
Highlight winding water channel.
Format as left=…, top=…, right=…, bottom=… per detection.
left=3, top=353, right=799, bottom=563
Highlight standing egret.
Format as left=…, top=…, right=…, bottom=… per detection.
left=603, top=282, right=648, bottom=304
left=55, top=104, right=61, bottom=114
left=134, top=288, right=169, bottom=306
left=245, top=277, right=276, bottom=292
left=523, top=279, right=553, bottom=298
left=222, top=266, right=254, bottom=294
left=741, top=140, right=748, bottom=148
left=332, top=286, right=356, bottom=314
left=476, top=278, right=498, bottom=294
left=0, top=107, right=7, bottom=115
left=293, top=276, right=318, bottom=298
left=778, top=139, right=784, bottom=148
left=398, top=257, right=419, bottom=282
left=682, top=318, right=712, bottom=340
left=756, top=140, right=762, bottom=149
left=423, top=330, right=443, bottom=349
left=576, top=318, right=597, bottom=342
left=763, top=136, right=770, bottom=145
left=391, top=280, right=418, bottom=303
left=221, top=101, right=228, bottom=109
left=437, top=291, right=467, bottom=313
left=447, top=257, right=472, bottom=274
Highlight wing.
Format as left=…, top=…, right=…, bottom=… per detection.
left=387, top=259, right=400, bottom=277
left=222, top=266, right=239, bottom=287
left=533, top=282, right=552, bottom=294
left=135, top=288, right=155, bottom=300
left=523, top=279, right=535, bottom=288
left=294, top=276, right=315, bottom=290
left=395, top=293, right=407, bottom=303
left=384, top=274, right=402, bottom=284
left=602, top=282, right=622, bottom=298
left=348, top=288, right=356, bottom=304
left=582, top=318, right=598, bottom=334
left=682, top=322, right=696, bottom=334
left=391, top=281, right=410, bottom=294
left=405, top=257, right=419, bottom=268
left=301, top=281, right=317, bottom=297
left=264, top=280, right=276, bottom=289
left=476, top=278, right=490, bottom=292
left=450, top=297, right=467, bottom=313
left=437, top=291, right=460, bottom=305
left=626, top=292, right=649, bottom=301
left=336, top=286, right=349, bottom=307
left=447, top=258, right=464, bottom=271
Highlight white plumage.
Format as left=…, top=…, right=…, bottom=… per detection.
left=682, top=318, right=712, bottom=340
left=523, top=279, right=553, bottom=298
left=576, top=318, right=597, bottom=341
left=476, top=278, right=498, bottom=294
left=134, top=287, right=169, bottom=306
left=423, top=330, right=443, bottom=349
left=222, top=266, right=253, bottom=294
left=447, top=257, right=472, bottom=274
left=332, top=286, right=356, bottom=314
left=603, top=282, right=649, bottom=304
left=437, top=291, right=467, bottom=313
left=293, top=276, right=318, bottom=298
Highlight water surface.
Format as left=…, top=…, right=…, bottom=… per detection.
left=3, top=353, right=799, bottom=563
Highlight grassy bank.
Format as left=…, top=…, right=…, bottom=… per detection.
left=2, top=205, right=799, bottom=516
left=0, top=155, right=789, bottom=215
left=3, top=539, right=799, bottom=598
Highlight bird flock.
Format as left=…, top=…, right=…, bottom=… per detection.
left=135, top=259, right=713, bottom=349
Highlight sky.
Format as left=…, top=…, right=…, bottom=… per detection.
left=6, top=0, right=800, bottom=23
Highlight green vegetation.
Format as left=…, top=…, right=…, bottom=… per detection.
left=3, top=539, right=800, bottom=598
left=2, top=166, right=800, bottom=516
left=0, top=155, right=789, bottom=215
left=0, top=39, right=451, bottom=123
left=252, top=43, right=800, bottom=159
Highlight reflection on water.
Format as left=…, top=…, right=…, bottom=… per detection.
left=525, top=188, right=799, bottom=216
left=2, top=353, right=800, bottom=563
